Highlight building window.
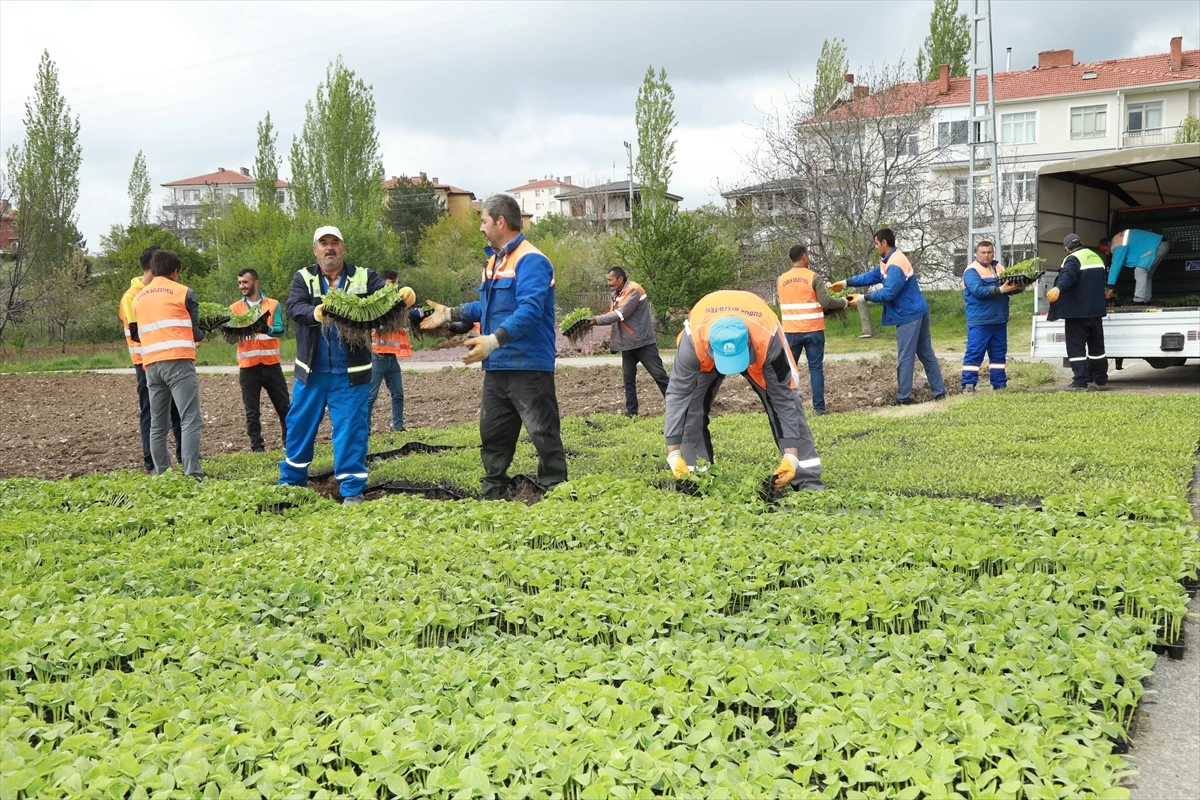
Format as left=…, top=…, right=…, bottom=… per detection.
left=937, top=120, right=969, bottom=146
left=1005, top=244, right=1036, bottom=266
left=953, top=177, right=968, bottom=205
left=1003, top=171, right=1036, bottom=203
left=535, top=203, right=542, bottom=211
left=1070, top=105, right=1107, bottom=139
left=237, top=187, right=254, bottom=201
left=885, top=129, right=920, bottom=157
left=181, top=189, right=202, bottom=203
left=1126, top=101, right=1162, bottom=132
left=952, top=248, right=970, bottom=276
left=535, top=189, right=542, bottom=197
left=884, top=184, right=919, bottom=213
left=276, top=190, right=286, bottom=205
left=1000, top=111, right=1037, bottom=144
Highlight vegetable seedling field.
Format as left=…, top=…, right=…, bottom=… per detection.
left=2, top=393, right=1198, bottom=799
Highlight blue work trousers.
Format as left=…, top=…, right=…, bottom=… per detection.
left=962, top=323, right=1008, bottom=389
left=894, top=313, right=946, bottom=401
left=368, top=354, right=404, bottom=433
left=279, top=371, right=370, bottom=497
left=785, top=331, right=826, bottom=411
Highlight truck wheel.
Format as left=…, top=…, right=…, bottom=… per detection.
left=1145, top=358, right=1188, bottom=369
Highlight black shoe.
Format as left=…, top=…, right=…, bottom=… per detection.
left=812, top=408, right=829, bottom=416
left=252, top=446, right=266, bottom=454
left=1088, top=383, right=1110, bottom=392
left=888, top=397, right=913, bottom=406
left=961, top=385, right=976, bottom=394
left=932, top=393, right=946, bottom=402
left=1064, top=383, right=1088, bottom=392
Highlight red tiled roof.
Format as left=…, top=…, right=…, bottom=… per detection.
left=506, top=179, right=580, bottom=192
left=823, top=48, right=1199, bottom=121
left=381, top=176, right=474, bottom=196
left=162, top=169, right=289, bottom=188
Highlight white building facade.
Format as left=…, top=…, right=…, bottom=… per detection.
left=506, top=177, right=580, bottom=223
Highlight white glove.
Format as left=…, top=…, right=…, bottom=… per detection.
left=420, top=300, right=451, bottom=330
left=462, top=334, right=500, bottom=365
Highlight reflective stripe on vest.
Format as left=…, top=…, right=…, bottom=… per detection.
left=371, top=328, right=413, bottom=357
left=481, top=239, right=555, bottom=286
left=232, top=297, right=282, bottom=367
left=1066, top=248, right=1106, bottom=271
left=302, top=267, right=369, bottom=298
left=612, top=280, right=647, bottom=335
left=687, top=290, right=799, bottom=390
left=777, top=267, right=825, bottom=333
left=134, top=278, right=196, bottom=365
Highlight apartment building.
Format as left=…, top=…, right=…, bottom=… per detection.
left=506, top=177, right=580, bottom=223
left=381, top=173, right=476, bottom=221
left=161, top=167, right=292, bottom=240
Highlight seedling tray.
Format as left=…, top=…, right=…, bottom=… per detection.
left=219, top=311, right=272, bottom=344
left=1001, top=271, right=1043, bottom=287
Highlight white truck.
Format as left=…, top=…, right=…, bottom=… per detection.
left=1031, top=143, right=1200, bottom=368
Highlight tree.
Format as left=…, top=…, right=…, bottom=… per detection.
left=1176, top=113, right=1200, bottom=144
left=254, top=112, right=281, bottom=211
left=415, top=212, right=487, bottom=296
left=40, top=249, right=91, bottom=352
left=289, top=58, right=384, bottom=222
left=1, top=50, right=82, bottom=344
left=814, top=38, right=849, bottom=116
left=128, top=150, right=151, bottom=227
left=383, top=175, right=444, bottom=261
left=95, top=224, right=209, bottom=309
left=634, top=66, right=677, bottom=203
left=915, top=0, right=970, bottom=81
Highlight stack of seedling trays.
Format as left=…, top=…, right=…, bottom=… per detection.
left=196, top=302, right=232, bottom=333
left=219, top=307, right=273, bottom=344
left=559, top=307, right=595, bottom=342
left=320, top=287, right=409, bottom=348
left=1000, top=256, right=1046, bottom=288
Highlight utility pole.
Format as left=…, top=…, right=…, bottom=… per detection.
left=623, top=140, right=635, bottom=227
left=967, top=0, right=1003, bottom=263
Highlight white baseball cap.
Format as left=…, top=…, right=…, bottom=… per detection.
left=313, top=226, right=344, bottom=246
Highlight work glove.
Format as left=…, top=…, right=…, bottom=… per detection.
left=847, top=294, right=863, bottom=308
left=313, top=304, right=325, bottom=323
left=462, top=334, right=500, bottom=364
left=829, top=280, right=846, bottom=293
left=420, top=300, right=451, bottom=330
left=398, top=286, right=416, bottom=308
left=772, top=454, right=802, bottom=489
left=667, top=451, right=691, bottom=481
left=1045, top=287, right=1060, bottom=303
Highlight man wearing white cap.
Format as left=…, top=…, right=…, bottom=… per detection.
left=279, top=226, right=389, bottom=504
left=664, top=289, right=824, bottom=491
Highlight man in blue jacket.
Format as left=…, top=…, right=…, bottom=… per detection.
left=831, top=228, right=946, bottom=405
left=421, top=194, right=567, bottom=498
left=1047, top=233, right=1108, bottom=391
left=961, top=241, right=1023, bottom=393
left=279, top=225, right=389, bottom=504
left=1105, top=228, right=1169, bottom=305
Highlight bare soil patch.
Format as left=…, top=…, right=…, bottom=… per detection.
left=0, top=359, right=955, bottom=480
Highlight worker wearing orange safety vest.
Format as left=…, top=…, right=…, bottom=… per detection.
left=132, top=249, right=205, bottom=479
left=665, top=289, right=824, bottom=491
left=231, top=268, right=290, bottom=452
left=777, top=244, right=852, bottom=415
left=120, top=245, right=182, bottom=472
left=368, top=270, right=416, bottom=433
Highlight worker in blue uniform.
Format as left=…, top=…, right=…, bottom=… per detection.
left=961, top=240, right=1023, bottom=392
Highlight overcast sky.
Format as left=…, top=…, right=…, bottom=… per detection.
left=1, top=0, right=1196, bottom=251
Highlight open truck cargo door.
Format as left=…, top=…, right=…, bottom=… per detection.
left=1032, top=144, right=1200, bottom=363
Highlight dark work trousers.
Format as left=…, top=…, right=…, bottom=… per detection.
left=135, top=363, right=181, bottom=472
left=239, top=363, right=291, bottom=452
left=479, top=370, right=568, bottom=497
left=1064, top=317, right=1108, bottom=387
left=620, top=344, right=670, bottom=415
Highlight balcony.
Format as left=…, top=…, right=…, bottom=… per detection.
left=1122, top=126, right=1182, bottom=148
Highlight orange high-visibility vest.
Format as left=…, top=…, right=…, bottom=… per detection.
left=963, top=260, right=1005, bottom=282
left=118, top=276, right=145, bottom=366
left=880, top=249, right=915, bottom=279
left=231, top=297, right=282, bottom=368
left=134, top=277, right=197, bottom=365
left=686, top=290, right=798, bottom=391
left=371, top=328, right=413, bottom=358
left=481, top=239, right=555, bottom=286
left=777, top=267, right=825, bottom=333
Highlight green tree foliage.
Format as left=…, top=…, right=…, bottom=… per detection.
left=95, top=224, right=210, bottom=308
left=2, top=50, right=82, bottom=342
left=254, top=112, right=281, bottom=211
left=915, top=0, right=970, bottom=81
left=813, top=38, right=849, bottom=116
left=1176, top=113, right=1200, bottom=144
left=535, top=231, right=616, bottom=306
left=127, top=150, right=151, bottom=228
left=416, top=212, right=486, bottom=300
left=289, top=58, right=384, bottom=222
left=383, top=175, right=444, bottom=263
left=634, top=66, right=676, bottom=204
left=525, top=213, right=589, bottom=242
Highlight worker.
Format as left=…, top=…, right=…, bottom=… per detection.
left=421, top=194, right=567, bottom=498
left=665, top=289, right=823, bottom=491
left=1105, top=228, right=1169, bottom=305
left=777, top=244, right=851, bottom=416
left=119, top=244, right=182, bottom=472
left=961, top=241, right=1023, bottom=393
left=591, top=266, right=669, bottom=417
left=830, top=228, right=945, bottom=406
left=132, top=249, right=205, bottom=479
left=231, top=268, right=290, bottom=452
left=1096, top=237, right=1113, bottom=268
left=368, top=270, right=416, bottom=434
left=1047, top=233, right=1108, bottom=392
left=280, top=226, right=389, bottom=505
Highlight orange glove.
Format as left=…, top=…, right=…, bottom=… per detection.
left=829, top=281, right=846, bottom=293
left=668, top=451, right=691, bottom=480
left=313, top=304, right=325, bottom=323
left=397, top=286, right=416, bottom=308
left=1046, top=287, right=1060, bottom=303
left=847, top=294, right=864, bottom=308
left=772, top=454, right=801, bottom=489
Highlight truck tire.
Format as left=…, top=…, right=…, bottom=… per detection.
left=1145, top=357, right=1188, bottom=369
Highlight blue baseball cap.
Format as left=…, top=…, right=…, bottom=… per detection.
left=708, top=317, right=751, bottom=375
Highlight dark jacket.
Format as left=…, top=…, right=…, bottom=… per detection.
left=1047, top=248, right=1107, bottom=321
left=287, top=262, right=386, bottom=386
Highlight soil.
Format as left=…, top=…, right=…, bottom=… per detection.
left=0, top=359, right=957, bottom=481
